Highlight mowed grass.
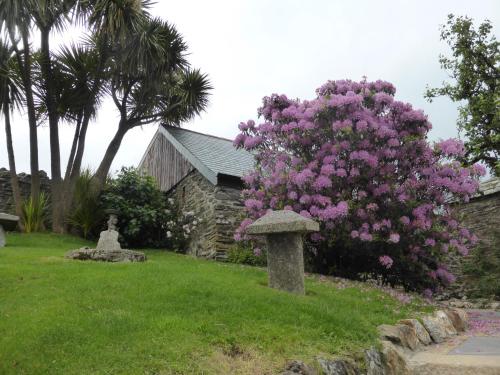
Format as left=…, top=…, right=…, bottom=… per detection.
left=0, top=233, right=431, bottom=374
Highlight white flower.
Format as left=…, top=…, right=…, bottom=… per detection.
left=168, top=198, right=174, bottom=204
left=193, top=220, right=198, bottom=225
left=166, top=231, right=172, bottom=238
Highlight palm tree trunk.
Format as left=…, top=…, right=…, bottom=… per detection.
left=3, top=105, right=23, bottom=220
left=12, top=31, right=40, bottom=201
left=40, top=28, right=63, bottom=233
left=64, top=112, right=83, bottom=181
left=93, top=121, right=129, bottom=192
left=61, top=111, right=91, bottom=225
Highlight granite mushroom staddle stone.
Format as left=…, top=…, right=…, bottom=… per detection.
left=246, top=210, right=319, bottom=295
left=0, top=213, right=20, bottom=248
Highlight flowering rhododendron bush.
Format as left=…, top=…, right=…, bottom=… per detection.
left=234, top=79, right=486, bottom=294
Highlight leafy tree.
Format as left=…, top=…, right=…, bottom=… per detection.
left=0, top=39, right=23, bottom=219
left=426, top=14, right=500, bottom=175
left=0, top=0, right=41, bottom=200
left=0, top=0, right=211, bottom=232
left=235, top=79, right=485, bottom=293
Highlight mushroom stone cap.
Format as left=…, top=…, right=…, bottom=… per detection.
left=0, top=213, right=20, bottom=231
left=245, top=210, right=319, bottom=235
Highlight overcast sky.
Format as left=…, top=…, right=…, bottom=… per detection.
left=1, top=0, right=499, bottom=176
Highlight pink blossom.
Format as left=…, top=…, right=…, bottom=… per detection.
left=379, top=255, right=394, bottom=269
left=388, top=233, right=400, bottom=243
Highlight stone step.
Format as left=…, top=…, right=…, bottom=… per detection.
left=409, top=352, right=500, bottom=375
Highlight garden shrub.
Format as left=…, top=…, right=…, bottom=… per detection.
left=68, top=169, right=104, bottom=239
left=22, top=192, right=49, bottom=233
left=101, top=167, right=197, bottom=249
left=234, top=79, right=485, bottom=294
left=227, top=242, right=267, bottom=267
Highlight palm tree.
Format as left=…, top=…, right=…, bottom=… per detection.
left=92, top=17, right=211, bottom=190
left=0, top=38, right=23, bottom=219
left=0, top=0, right=41, bottom=200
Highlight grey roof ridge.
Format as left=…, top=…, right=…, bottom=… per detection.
left=162, top=124, right=235, bottom=143
left=158, top=125, right=218, bottom=185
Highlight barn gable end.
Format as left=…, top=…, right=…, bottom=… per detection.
left=138, top=126, right=255, bottom=260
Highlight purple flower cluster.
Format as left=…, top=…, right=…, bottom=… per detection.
left=234, top=79, right=484, bottom=291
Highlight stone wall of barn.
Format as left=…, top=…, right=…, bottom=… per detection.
left=0, top=168, right=51, bottom=214
left=168, top=170, right=245, bottom=260
left=441, top=192, right=500, bottom=299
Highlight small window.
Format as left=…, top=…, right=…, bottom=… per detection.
left=181, top=186, right=186, bottom=205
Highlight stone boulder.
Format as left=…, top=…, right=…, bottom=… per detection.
left=317, top=358, right=360, bottom=375
left=364, top=347, right=385, bottom=375
left=444, top=308, right=468, bottom=332
left=66, top=247, right=146, bottom=262
left=435, top=310, right=457, bottom=336
left=421, top=310, right=457, bottom=343
left=380, top=340, right=411, bottom=375
left=398, top=319, right=432, bottom=345
left=377, top=324, right=420, bottom=350
left=282, top=360, right=317, bottom=375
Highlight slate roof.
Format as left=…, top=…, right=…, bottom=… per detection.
left=159, top=126, right=255, bottom=185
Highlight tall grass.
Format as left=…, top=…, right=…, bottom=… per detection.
left=22, top=192, right=48, bottom=233
left=68, top=169, right=103, bottom=239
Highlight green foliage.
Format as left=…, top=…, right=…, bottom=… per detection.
left=68, top=169, right=104, bottom=239
left=463, top=230, right=500, bottom=299
left=227, top=242, right=267, bottom=267
left=21, top=192, right=48, bottom=233
left=426, top=14, right=500, bottom=175
left=101, top=167, right=167, bottom=248
left=0, top=232, right=432, bottom=374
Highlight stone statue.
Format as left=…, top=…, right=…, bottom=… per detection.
left=66, top=209, right=146, bottom=262
left=96, top=211, right=121, bottom=251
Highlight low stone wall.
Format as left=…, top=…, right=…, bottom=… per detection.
left=0, top=168, right=50, bottom=214
left=169, top=170, right=245, bottom=260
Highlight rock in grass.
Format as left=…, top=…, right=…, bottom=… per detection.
left=282, top=360, right=317, bottom=374
left=65, top=247, right=146, bottom=262
left=398, top=319, right=432, bottom=345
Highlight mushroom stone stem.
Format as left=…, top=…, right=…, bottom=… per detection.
left=266, top=232, right=305, bottom=294
left=0, top=225, right=5, bottom=248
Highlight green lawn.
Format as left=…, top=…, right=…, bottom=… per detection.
left=0, top=233, right=431, bottom=374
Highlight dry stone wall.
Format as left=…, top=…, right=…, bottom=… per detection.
left=0, top=168, right=50, bottom=214
left=169, top=170, right=245, bottom=260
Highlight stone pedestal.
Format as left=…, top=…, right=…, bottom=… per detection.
left=266, top=232, right=305, bottom=294
left=246, top=210, right=319, bottom=295
left=0, top=212, right=20, bottom=248
left=0, top=225, right=5, bottom=247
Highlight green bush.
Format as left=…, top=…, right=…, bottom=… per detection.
left=227, top=242, right=267, bottom=267
left=101, top=167, right=196, bottom=249
left=463, top=230, right=500, bottom=299
left=68, top=169, right=104, bottom=239
left=22, top=192, right=48, bottom=233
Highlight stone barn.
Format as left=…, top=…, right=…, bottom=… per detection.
left=138, top=126, right=255, bottom=260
